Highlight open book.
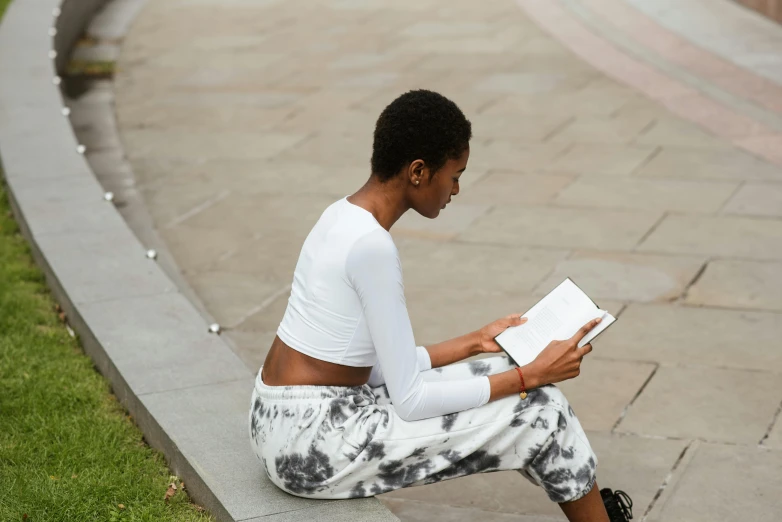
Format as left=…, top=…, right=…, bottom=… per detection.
left=495, top=278, right=616, bottom=367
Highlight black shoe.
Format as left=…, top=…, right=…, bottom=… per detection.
left=600, top=488, right=633, bottom=521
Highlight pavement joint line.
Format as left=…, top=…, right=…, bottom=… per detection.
left=540, top=115, right=576, bottom=142
left=234, top=501, right=342, bottom=521
left=72, top=288, right=178, bottom=307
left=715, top=180, right=746, bottom=214
left=611, top=303, right=628, bottom=319
left=626, top=145, right=661, bottom=177
left=616, top=432, right=760, bottom=447
left=640, top=439, right=696, bottom=521
left=759, top=399, right=782, bottom=446
left=591, top=356, right=782, bottom=377
left=546, top=199, right=724, bottom=214
left=631, top=211, right=667, bottom=251
left=136, top=376, right=251, bottom=399
left=163, top=188, right=232, bottom=229
left=676, top=259, right=710, bottom=303
left=610, top=363, right=658, bottom=433
left=226, top=283, right=293, bottom=330
left=636, top=118, right=659, bottom=138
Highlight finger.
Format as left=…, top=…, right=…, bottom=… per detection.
left=570, top=317, right=602, bottom=344
left=505, top=314, right=527, bottom=326
left=578, top=343, right=593, bottom=357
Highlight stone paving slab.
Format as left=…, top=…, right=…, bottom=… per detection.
left=598, top=303, right=782, bottom=371
left=533, top=250, right=705, bottom=302
left=468, top=112, right=572, bottom=141
left=634, top=118, right=729, bottom=149
left=158, top=223, right=263, bottom=276
left=227, top=330, right=277, bottom=374
left=121, top=128, right=307, bottom=162
left=549, top=114, right=655, bottom=144
left=9, top=175, right=117, bottom=235
left=554, top=176, right=739, bottom=213
left=722, top=182, right=782, bottom=217
left=638, top=214, right=782, bottom=260
left=381, top=499, right=565, bottom=522
left=617, top=365, right=782, bottom=444
left=458, top=205, right=662, bottom=251
left=392, top=202, right=492, bottom=240
left=556, top=358, right=656, bottom=432
left=35, top=229, right=176, bottom=305
left=469, top=140, right=571, bottom=172
left=395, top=237, right=569, bottom=294
left=179, top=192, right=338, bottom=239
left=540, top=144, right=657, bottom=176
left=647, top=443, right=782, bottom=522
left=0, top=118, right=93, bottom=181
left=244, top=499, right=399, bottom=522
left=766, top=417, right=782, bottom=448
left=188, top=271, right=289, bottom=328
left=79, top=292, right=249, bottom=395
left=685, top=259, right=782, bottom=312
left=381, top=431, right=688, bottom=519
left=634, top=146, right=782, bottom=181
left=458, top=172, right=576, bottom=206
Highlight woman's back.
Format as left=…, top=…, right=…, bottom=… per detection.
left=278, top=196, right=392, bottom=368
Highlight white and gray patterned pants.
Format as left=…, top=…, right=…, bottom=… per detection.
left=249, top=355, right=597, bottom=503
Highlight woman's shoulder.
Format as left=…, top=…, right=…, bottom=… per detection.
left=345, top=227, right=398, bottom=271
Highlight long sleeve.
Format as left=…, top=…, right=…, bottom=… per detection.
left=367, top=345, right=431, bottom=387
left=346, top=229, right=490, bottom=422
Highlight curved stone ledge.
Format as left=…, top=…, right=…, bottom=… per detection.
left=0, top=1, right=396, bottom=520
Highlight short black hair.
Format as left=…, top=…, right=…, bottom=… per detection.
left=371, top=89, right=472, bottom=181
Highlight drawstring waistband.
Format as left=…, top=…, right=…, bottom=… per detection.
left=254, top=366, right=371, bottom=401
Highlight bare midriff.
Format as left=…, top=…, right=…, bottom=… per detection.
left=261, top=335, right=373, bottom=387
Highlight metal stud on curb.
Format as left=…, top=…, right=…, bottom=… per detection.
left=145, top=249, right=157, bottom=260
left=208, top=323, right=222, bottom=335
left=52, top=76, right=61, bottom=85
left=48, top=27, right=57, bottom=37
left=61, top=107, right=71, bottom=116
left=76, top=144, right=86, bottom=154
left=103, top=191, right=114, bottom=202
left=52, top=7, right=61, bottom=17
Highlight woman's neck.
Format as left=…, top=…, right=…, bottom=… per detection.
left=347, top=177, right=409, bottom=231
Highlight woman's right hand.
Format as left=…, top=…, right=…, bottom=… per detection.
left=525, top=318, right=601, bottom=387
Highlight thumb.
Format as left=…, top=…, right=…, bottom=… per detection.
left=507, top=314, right=527, bottom=326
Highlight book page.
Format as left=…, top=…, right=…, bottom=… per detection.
left=495, top=279, right=615, bottom=366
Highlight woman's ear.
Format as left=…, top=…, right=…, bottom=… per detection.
left=409, top=159, right=426, bottom=186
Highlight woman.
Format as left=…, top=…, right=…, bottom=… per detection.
left=249, top=90, right=633, bottom=522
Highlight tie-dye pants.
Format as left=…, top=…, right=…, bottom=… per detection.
left=249, top=355, right=597, bottom=503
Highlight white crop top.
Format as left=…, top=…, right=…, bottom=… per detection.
left=277, top=196, right=491, bottom=421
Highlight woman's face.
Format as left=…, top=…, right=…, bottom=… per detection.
left=410, top=146, right=470, bottom=219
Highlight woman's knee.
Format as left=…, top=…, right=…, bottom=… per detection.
left=518, top=386, right=598, bottom=503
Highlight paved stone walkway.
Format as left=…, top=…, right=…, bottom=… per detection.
left=113, top=0, right=782, bottom=520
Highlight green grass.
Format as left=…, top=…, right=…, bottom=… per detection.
left=0, top=185, right=216, bottom=522
left=0, top=3, right=214, bottom=517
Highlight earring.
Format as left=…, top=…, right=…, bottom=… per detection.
left=414, top=181, right=419, bottom=185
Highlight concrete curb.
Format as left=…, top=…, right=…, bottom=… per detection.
left=0, top=0, right=397, bottom=520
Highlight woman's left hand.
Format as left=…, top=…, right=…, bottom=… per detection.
left=476, top=313, right=527, bottom=353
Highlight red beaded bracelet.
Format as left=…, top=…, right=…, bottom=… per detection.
left=515, top=366, right=527, bottom=399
